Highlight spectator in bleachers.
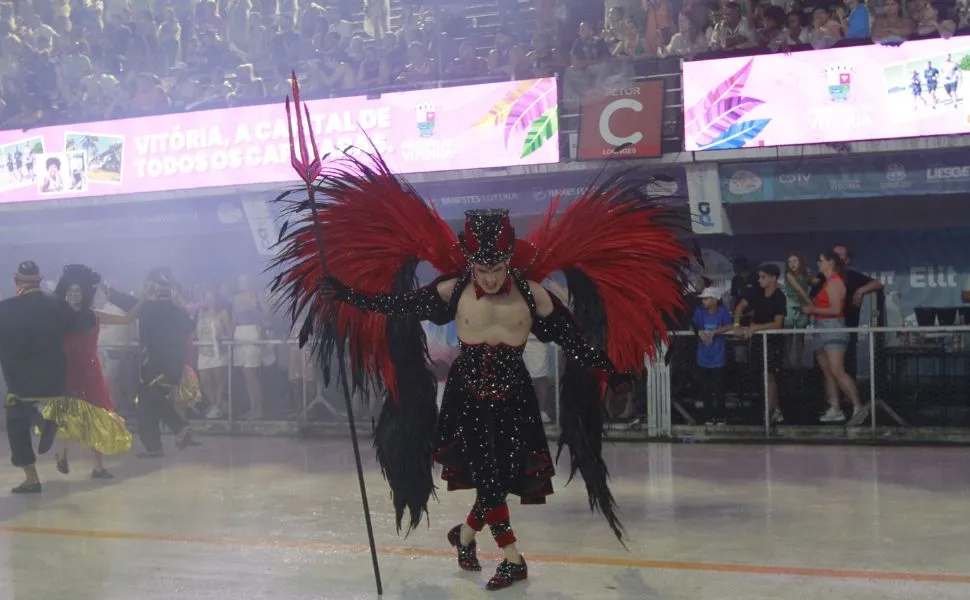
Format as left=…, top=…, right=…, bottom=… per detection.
left=157, top=8, right=182, bottom=70
left=612, top=17, right=654, bottom=58
left=320, top=52, right=358, bottom=92
left=711, top=2, right=757, bottom=50
left=643, top=0, right=673, bottom=53
left=488, top=27, right=515, bottom=74
left=131, top=72, right=171, bottom=115
left=602, top=5, right=628, bottom=47
left=839, top=0, right=871, bottom=39
left=758, top=5, right=790, bottom=50
left=527, top=31, right=565, bottom=77
left=782, top=11, right=809, bottom=45
left=396, top=40, right=438, bottom=84
left=807, top=6, right=843, bottom=48
left=346, top=35, right=365, bottom=68
left=917, top=2, right=956, bottom=37
left=357, top=45, right=391, bottom=87
left=446, top=40, right=489, bottom=79
left=381, top=31, right=406, bottom=75
left=228, top=63, right=268, bottom=106
left=872, top=0, right=915, bottom=41
left=664, top=9, right=711, bottom=56
left=570, top=21, right=611, bottom=68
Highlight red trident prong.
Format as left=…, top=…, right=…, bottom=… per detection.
left=286, top=71, right=323, bottom=185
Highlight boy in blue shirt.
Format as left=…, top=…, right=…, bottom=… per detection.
left=692, top=287, right=734, bottom=424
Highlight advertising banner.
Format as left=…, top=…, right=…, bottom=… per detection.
left=0, top=168, right=687, bottom=246
left=577, top=80, right=664, bottom=159
left=686, top=163, right=729, bottom=234
left=683, top=38, right=969, bottom=151
left=0, top=78, right=560, bottom=204
left=719, top=150, right=970, bottom=203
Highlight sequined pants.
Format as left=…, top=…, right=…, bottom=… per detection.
left=459, top=397, right=519, bottom=548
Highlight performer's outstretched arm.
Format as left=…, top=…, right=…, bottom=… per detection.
left=323, top=276, right=456, bottom=324
left=529, top=282, right=628, bottom=387
left=106, top=288, right=138, bottom=312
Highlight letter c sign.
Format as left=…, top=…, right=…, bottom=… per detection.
left=577, top=80, right=663, bottom=160
left=599, top=99, right=643, bottom=147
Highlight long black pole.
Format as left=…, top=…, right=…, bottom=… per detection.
left=308, top=192, right=384, bottom=596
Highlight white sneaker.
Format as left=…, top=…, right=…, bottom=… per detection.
left=846, top=403, right=871, bottom=427
left=206, top=406, right=222, bottom=419
left=540, top=411, right=552, bottom=424
left=770, top=409, right=784, bottom=424
left=819, top=407, right=846, bottom=423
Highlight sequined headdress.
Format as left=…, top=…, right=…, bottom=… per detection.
left=458, top=209, right=516, bottom=267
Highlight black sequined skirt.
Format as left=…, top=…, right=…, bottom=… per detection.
left=432, top=361, right=555, bottom=505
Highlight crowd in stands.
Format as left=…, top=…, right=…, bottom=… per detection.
left=0, top=0, right=967, bottom=129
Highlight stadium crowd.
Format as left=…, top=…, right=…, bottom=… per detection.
left=0, top=0, right=967, bottom=129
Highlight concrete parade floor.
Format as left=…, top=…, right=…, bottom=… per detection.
left=0, top=436, right=966, bottom=599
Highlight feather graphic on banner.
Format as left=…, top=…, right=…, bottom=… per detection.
left=684, top=59, right=755, bottom=140
left=688, top=96, right=764, bottom=149
left=503, top=78, right=557, bottom=148
left=520, top=105, right=559, bottom=158
left=472, top=80, right=537, bottom=128
left=700, top=119, right=771, bottom=150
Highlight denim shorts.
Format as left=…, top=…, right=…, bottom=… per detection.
left=814, top=318, right=849, bottom=351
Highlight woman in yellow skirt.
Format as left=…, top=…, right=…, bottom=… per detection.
left=45, top=265, right=144, bottom=478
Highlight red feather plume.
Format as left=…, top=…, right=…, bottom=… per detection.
left=272, top=150, right=464, bottom=400
left=523, top=172, right=689, bottom=373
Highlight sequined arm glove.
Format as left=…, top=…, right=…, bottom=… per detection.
left=321, top=276, right=450, bottom=322
left=532, top=303, right=619, bottom=383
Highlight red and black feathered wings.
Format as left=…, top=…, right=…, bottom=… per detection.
left=270, top=150, right=464, bottom=400
left=524, top=170, right=690, bottom=373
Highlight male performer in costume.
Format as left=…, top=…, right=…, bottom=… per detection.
left=0, top=261, right=77, bottom=493
left=108, top=268, right=197, bottom=456
left=271, top=144, right=687, bottom=588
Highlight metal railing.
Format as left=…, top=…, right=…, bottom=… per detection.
left=655, top=324, right=970, bottom=441
left=81, top=324, right=970, bottom=443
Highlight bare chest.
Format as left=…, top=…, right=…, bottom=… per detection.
left=455, top=285, right=533, bottom=345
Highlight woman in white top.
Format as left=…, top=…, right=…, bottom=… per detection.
left=196, top=289, right=231, bottom=419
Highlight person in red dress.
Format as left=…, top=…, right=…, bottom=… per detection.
left=45, top=265, right=144, bottom=479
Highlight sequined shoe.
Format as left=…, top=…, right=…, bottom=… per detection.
left=447, top=524, right=481, bottom=571
left=486, top=556, right=527, bottom=590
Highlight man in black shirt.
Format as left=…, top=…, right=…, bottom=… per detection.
left=730, top=257, right=759, bottom=323
left=109, top=268, right=197, bottom=456
left=833, top=245, right=882, bottom=377
left=0, top=261, right=77, bottom=493
left=733, top=263, right=787, bottom=424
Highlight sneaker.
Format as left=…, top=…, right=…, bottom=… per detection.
left=819, top=407, right=846, bottom=423
left=540, top=411, right=552, bottom=424
left=846, top=403, right=871, bottom=427
left=206, top=406, right=223, bottom=419
left=486, top=556, right=528, bottom=590
left=770, top=409, right=784, bottom=424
